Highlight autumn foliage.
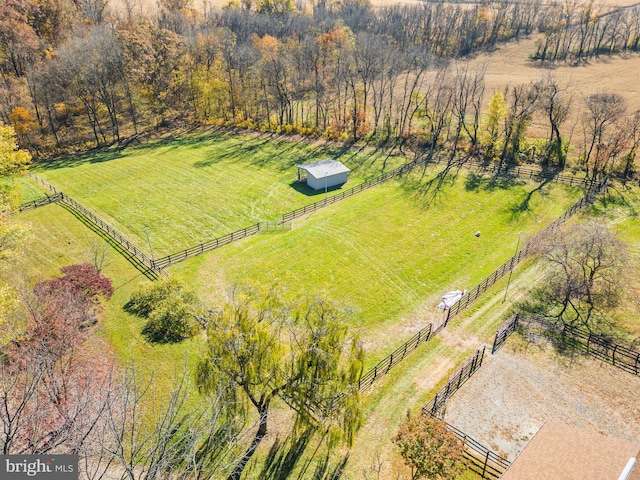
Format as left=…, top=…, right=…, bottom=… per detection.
left=0, top=264, right=115, bottom=455
left=393, top=412, right=468, bottom=480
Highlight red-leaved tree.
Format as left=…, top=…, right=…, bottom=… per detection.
left=0, top=264, right=115, bottom=455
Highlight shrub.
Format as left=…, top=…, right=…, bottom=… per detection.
left=126, top=278, right=201, bottom=343
left=124, top=277, right=184, bottom=318
left=34, top=263, right=113, bottom=328
left=141, top=293, right=198, bottom=343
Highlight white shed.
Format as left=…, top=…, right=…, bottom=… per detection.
left=297, top=159, right=350, bottom=191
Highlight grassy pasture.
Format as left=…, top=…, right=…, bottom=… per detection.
left=171, top=166, right=583, bottom=366
left=34, top=128, right=407, bottom=257
left=0, top=175, right=47, bottom=203
left=8, top=141, right=640, bottom=479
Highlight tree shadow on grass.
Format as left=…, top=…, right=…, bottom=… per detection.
left=507, top=178, right=552, bottom=221
left=259, top=428, right=315, bottom=480
left=589, top=184, right=639, bottom=219
left=256, top=427, right=350, bottom=480
left=464, top=171, right=522, bottom=192
left=400, top=155, right=467, bottom=210
left=309, top=452, right=349, bottom=480
left=37, top=125, right=218, bottom=171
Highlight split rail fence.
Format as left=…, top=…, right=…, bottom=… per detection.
left=10, top=193, right=63, bottom=215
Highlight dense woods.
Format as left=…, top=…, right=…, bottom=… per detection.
left=2, top=0, right=640, bottom=177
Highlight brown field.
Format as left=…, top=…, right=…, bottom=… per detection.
left=443, top=336, right=640, bottom=460
left=461, top=36, right=640, bottom=112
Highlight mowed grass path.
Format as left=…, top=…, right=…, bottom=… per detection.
left=173, top=167, right=583, bottom=365
left=35, top=129, right=407, bottom=256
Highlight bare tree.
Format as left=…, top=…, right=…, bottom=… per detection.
left=98, top=366, right=243, bottom=480
left=539, top=75, right=571, bottom=168
left=527, top=220, right=627, bottom=333
left=451, top=64, right=485, bottom=155
left=581, top=92, right=627, bottom=180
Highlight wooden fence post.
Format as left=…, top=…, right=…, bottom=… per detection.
left=481, top=450, right=490, bottom=478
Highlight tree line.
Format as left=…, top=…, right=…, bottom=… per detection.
left=3, top=0, right=639, bottom=178
left=2, top=0, right=545, bottom=154
left=533, top=1, right=640, bottom=62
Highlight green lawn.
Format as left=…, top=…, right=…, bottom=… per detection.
left=172, top=167, right=583, bottom=365
left=34, top=129, right=407, bottom=256
left=6, top=133, right=639, bottom=480
left=0, top=175, right=47, bottom=204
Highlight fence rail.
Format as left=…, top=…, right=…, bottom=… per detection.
left=422, top=347, right=486, bottom=418
left=562, top=324, right=640, bottom=375
left=448, top=423, right=511, bottom=479
left=515, top=315, right=640, bottom=376
left=444, top=176, right=608, bottom=322
left=358, top=324, right=433, bottom=391
left=461, top=158, right=592, bottom=189
left=258, top=221, right=291, bottom=231
left=152, top=154, right=589, bottom=269
left=10, top=193, right=63, bottom=215
left=419, top=346, right=509, bottom=479
left=492, top=313, right=520, bottom=354
left=28, top=173, right=163, bottom=277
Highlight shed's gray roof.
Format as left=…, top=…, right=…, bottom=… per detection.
left=298, top=159, right=349, bottom=178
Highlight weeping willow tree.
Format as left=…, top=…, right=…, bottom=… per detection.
left=196, top=286, right=363, bottom=480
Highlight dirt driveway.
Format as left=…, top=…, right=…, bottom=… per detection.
left=443, top=337, right=640, bottom=460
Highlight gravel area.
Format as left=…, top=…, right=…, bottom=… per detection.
left=443, top=337, right=640, bottom=460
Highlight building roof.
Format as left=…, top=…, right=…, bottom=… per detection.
left=500, top=422, right=639, bottom=480
left=297, top=159, right=349, bottom=178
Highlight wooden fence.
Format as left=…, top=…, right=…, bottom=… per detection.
left=20, top=156, right=600, bottom=283
left=422, top=347, right=486, bottom=418
left=562, top=324, right=640, bottom=375
left=153, top=157, right=434, bottom=268
left=358, top=324, right=433, bottom=391
left=492, top=313, right=520, bottom=354
left=461, top=158, right=592, bottom=189
left=258, top=221, right=291, bottom=231
left=447, top=423, right=511, bottom=480
left=507, top=315, right=640, bottom=376
left=417, top=346, right=509, bottom=479
left=28, top=173, right=163, bottom=278
left=444, top=175, right=608, bottom=322
left=151, top=154, right=591, bottom=269
left=10, top=192, right=63, bottom=215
